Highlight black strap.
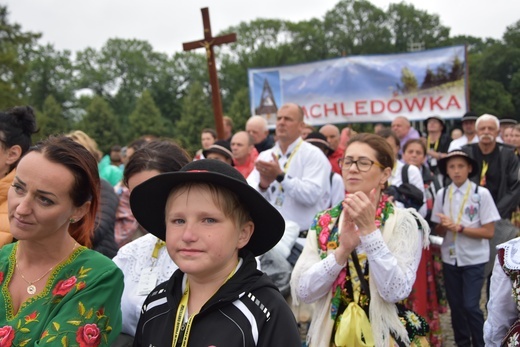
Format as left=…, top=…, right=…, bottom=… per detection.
left=351, top=250, right=370, bottom=300
left=401, top=164, right=410, bottom=184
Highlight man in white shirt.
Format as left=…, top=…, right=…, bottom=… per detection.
left=247, top=103, right=331, bottom=233
left=448, top=111, right=479, bottom=152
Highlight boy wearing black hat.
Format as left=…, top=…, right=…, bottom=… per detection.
left=430, top=151, right=500, bottom=347
left=202, top=139, right=235, bottom=166
left=130, top=160, right=301, bottom=346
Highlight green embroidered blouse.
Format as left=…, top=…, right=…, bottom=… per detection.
left=0, top=242, right=123, bottom=347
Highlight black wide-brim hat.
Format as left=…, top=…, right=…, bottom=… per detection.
left=130, top=159, right=285, bottom=256
left=202, top=140, right=234, bottom=166
left=437, top=150, right=479, bottom=178
left=424, top=115, right=446, bottom=132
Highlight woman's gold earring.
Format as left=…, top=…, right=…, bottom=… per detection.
left=70, top=218, right=75, bottom=224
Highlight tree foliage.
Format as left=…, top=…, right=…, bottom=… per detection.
left=0, top=1, right=519, bottom=152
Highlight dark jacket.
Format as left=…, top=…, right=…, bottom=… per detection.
left=133, top=250, right=301, bottom=347
left=92, top=179, right=119, bottom=258
left=461, top=142, right=520, bottom=219
left=254, top=134, right=275, bottom=154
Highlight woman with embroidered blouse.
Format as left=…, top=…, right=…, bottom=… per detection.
left=291, top=133, right=430, bottom=347
left=0, top=136, right=123, bottom=346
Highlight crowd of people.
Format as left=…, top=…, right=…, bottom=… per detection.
left=0, top=104, right=519, bottom=346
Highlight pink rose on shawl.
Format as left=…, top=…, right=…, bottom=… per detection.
left=318, top=214, right=332, bottom=228
left=332, top=268, right=347, bottom=293
left=52, top=276, right=77, bottom=296
left=0, top=325, right=15, bottom=347
left=319, top=228, right=330, bottom=251
left=76, top=323, right=101, bottom=347
left=0, top=272, right=3, bottom=285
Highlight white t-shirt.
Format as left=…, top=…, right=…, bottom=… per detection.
left=389, top=160, right=426, bottom=213
left=448, top=134, right=479, bottom=152
left=430, top=180, right=500, bottom=266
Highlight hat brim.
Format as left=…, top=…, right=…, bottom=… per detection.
left=424, top=116, right=446, bottom=132
left=437, top=153, right=479, bottom=179
left=202, top=148, right=234, bottom=166
left=130, top=171, right=285, bottom=256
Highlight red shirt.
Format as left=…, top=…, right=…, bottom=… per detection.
left=328, top=147, right=344, bottom=175
left=234, top=148, right=259, bottom=178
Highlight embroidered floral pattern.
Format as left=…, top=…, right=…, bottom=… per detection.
left=0, top=325, right=15, bottom=347
left=52, top=276, right=78, bottom=296
left=76, top=323, right=101, bottom=347
left=0, top=272, right=4, bottom=286
left=41, top=301, right=113, bottom=347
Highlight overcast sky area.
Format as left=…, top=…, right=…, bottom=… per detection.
left=4, top=0, right=520, bottom=56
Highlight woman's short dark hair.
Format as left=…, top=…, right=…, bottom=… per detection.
left=376, top=128, right=401, bottom=148
left=201, top=128, right=217, bottom=139
left=123, top=140, right=191, bottom=186
left=0, top=106, right=38, bottom=170
left=403, top=139, right=427, bottom=155
left=28, top=136, right=100, bottom=248
left=347, top=133, right=395, bottom=170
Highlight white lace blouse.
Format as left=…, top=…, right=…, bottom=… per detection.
left=113, top=233, right=178, bottom=336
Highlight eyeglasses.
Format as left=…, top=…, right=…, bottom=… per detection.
left=338, top=157, right=385, bottom=172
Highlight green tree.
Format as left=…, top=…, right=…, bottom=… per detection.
left=386, top=2, right=450, bottom=52
left=150, top=52, right=209, bottom=131
left=128, top=90, right=165, bottom=140
left=324, top=0, right=392, bottom=56
left=398, top=67, right=418, bottom=94
left=0, top=5, right=41, bottom=109
left=469, top=79, right=515, bottom=118
left=25, top=44, right=75, bottom=111
left=80, top=96, right=120, bottom=154
left=35, top=95, right=70, bottom=140
left=175, top=82, right=213, bottom=154
left=226, top=87, right=251, bottom=132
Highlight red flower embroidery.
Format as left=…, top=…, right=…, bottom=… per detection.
left=76, top=282, right=86, bottom=291
left=76, top=323, right=101, bottom=347
left=319, top=228, right=330, bottom=251
left=52, top=276, right=78, bottom=296
left=0, top=272, right=3, bottom=285
left=41, top=330, right=48, bottom=339
left=24, top=311, right=38, bottom=323
left=0, top=325, right=15, bottom=347
left=318, top=214, right=331, bottom=227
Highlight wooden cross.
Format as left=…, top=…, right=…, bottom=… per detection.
left=183, top=7, right=237, bottom=140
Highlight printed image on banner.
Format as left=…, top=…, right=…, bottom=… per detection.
left=248, top=45, right=467, bottom=126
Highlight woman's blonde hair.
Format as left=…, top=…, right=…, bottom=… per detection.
left=66, top=130, right=102, bottom=162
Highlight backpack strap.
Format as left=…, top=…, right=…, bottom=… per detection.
left=402, top=164, right=410, bottom=184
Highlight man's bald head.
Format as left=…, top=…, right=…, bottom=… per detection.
left=246, top=116, right=269, bottom=144
left=319, top=124, right=340, bottom=151
left=391, top=116, right=411, bottom=140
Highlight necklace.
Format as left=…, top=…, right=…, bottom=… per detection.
left=16, top=242, right=78, bottom=295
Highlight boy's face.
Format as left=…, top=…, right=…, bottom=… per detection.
left=164, top=185, right=253, bottom=280
left=446, top=157, right=472, bottom=186
left=402, top=143, right=425, bottom=167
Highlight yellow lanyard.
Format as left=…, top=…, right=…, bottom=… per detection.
left=151, top=239, right=165, bottom=266
left=280, top=139, right=303, bottom=174
left=448, top=182, right=472, bottom=241
left=171, top=268, right=237, bottom=347
left=277, top=139, right=303, bottom=193
left=480, top=161, right=488, bottom=186
left=427, top=136, right=439, bottom=152
left=152, top=239, right=165, bottom=258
